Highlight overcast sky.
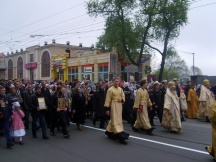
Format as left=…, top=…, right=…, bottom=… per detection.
left=0, top=0, right=215, bottom=76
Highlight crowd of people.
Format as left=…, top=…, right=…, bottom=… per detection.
left=0, top=77, right=215, bottom=160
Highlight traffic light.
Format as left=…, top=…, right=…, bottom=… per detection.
left=145, top=65, right=151, bottom=74
left=65, top=48, right=70, bottom=58
left=148, top=66, right=151, bottom=74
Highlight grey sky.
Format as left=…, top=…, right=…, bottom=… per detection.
left=0, top=0, right=215, bottom=75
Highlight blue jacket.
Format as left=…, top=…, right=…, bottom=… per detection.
left=0, top=95, right=13, bottom=120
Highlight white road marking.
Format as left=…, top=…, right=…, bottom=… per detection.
left=71, top=123, right=209, bottom=155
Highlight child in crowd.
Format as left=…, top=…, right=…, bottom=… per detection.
left=10, top=102, right=26, bottom=145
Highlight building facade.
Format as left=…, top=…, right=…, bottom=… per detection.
left=3, top=42, right=151, bottom=82
left=0, top=53, right=6, bottom=79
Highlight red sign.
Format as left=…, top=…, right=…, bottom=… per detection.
left=25, top=62, right=37, bottom=69
left=147, top=75, right=156, bottom=83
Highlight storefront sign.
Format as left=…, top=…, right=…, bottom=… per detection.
left=124, top=65, right=139, bottom=73
left=84, top=67, right=92, bottom=73
left=25, top=62, right=37, bottom=69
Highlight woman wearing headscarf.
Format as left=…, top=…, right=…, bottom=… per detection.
left=72, top=87, right=86, bottom=131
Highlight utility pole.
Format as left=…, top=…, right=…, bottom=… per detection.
left=192, top=53, right=195, bottom=76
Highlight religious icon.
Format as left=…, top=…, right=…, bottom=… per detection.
left=38, top=97, right=47, bottom=110
left=65, top=99, right=69, bottom=108
left=58, top=98, right=65, bottom=110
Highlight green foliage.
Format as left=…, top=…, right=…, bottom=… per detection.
left=153, top=47, right=189, bottom=81
left=87, top=0, right=190, bottom=76
left=153, top=68, right=179, bottom=81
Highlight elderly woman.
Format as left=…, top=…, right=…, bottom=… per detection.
left=7, top=86, right=23, bottom=108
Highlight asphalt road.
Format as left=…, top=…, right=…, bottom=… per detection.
left=0, top=118, right=214, bottom=162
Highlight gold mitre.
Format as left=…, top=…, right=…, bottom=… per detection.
left=162, top=80, right=168, bottom=84
left=173, top=78, right=178, bottom=81
left=168, top=81, right=176, bottom=88
left=203, top=79, right=210, bottom=86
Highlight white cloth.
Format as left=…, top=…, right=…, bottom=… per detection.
left=12, top=102, right=20, bottom=110
left=10, top=129, right=26, bottom=137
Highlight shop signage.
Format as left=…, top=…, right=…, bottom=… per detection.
left=124, top=65, right=139, bottom=73
left=84, top=67, right=92, bottom=73
left=25, top=62, right=37, bottom=69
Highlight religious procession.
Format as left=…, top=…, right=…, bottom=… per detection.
left=0, top=77, right=215, bottom=160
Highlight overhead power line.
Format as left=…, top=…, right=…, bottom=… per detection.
left=0, top=2, right=84, bottom=37
left=190, top=1, right=216, bottom=9
left=0, top=20, right=105, bottom=51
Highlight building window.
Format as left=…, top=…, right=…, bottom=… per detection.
left=68, top=66, right=78, bottom=82
left=98, top=63, right=108, bottom=81
left=17, top=57, right=23, bottom=79
left=121, top=64, right=127, bottom=81
left=8, top=59, right=13, bottom=79
left=30, top=54, right=34, bottom=62
left=41, top=51, right=50, bottom=77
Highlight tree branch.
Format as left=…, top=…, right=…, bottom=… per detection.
left=145, top=42, right=162, bottom=55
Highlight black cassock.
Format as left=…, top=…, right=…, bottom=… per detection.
left=94, top=90, right=106, bottom=118
left=72, top=92, right=86, bottom=125
left=121, top=86, right=132, bottom=123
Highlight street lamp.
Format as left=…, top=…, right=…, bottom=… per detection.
left=179, top=50, right=195, bottom=75
left=192, top=53, right=195, bottom=76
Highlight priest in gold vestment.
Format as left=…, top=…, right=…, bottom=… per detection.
left=161, top=82, right=182, bottom=133
left=206, top=100, right=216, bottom=161
left=132, top=79, right=154, bottom=135
left=198, top=79, right=214, bottom=122
left=104, top=78, right=129, bottom=144
left=186, top=83, right=198, bottom=118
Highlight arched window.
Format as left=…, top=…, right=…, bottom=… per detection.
left=8, top=59, right=13, bottom=79
left=17, top=57, right=23, bottom=79
left=41, top=51, right=50, bottom=77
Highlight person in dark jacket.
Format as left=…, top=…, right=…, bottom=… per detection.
left=185, top=81, right=191, bottom=99
left=41, top=81, right=51, bottom=128
left=152, top=81, right=163, bottom=124
left=121, top=81, right=131, bottom=123
left=160, top=80, right=168, bottom=109
left=14, top=81, right=25, bottom=110
left=23, top=84, right=34, bottom=129
left=50, top=86, right=70, bottom=138
left=72, top=88, right=86, bottom=131
left=0, top=86, right=14, bottom=148
left=93, top=84, right=106, bottom=129
left=30, top=86, right=49, bottom=139
left=87, top=84, right=96, bottom=120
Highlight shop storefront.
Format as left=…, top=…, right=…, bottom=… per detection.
left=51, top=54, right=69, bottom=81
left=24, top=62, right=37, bottom=80
left=81, top=65, right=94, bottom=81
